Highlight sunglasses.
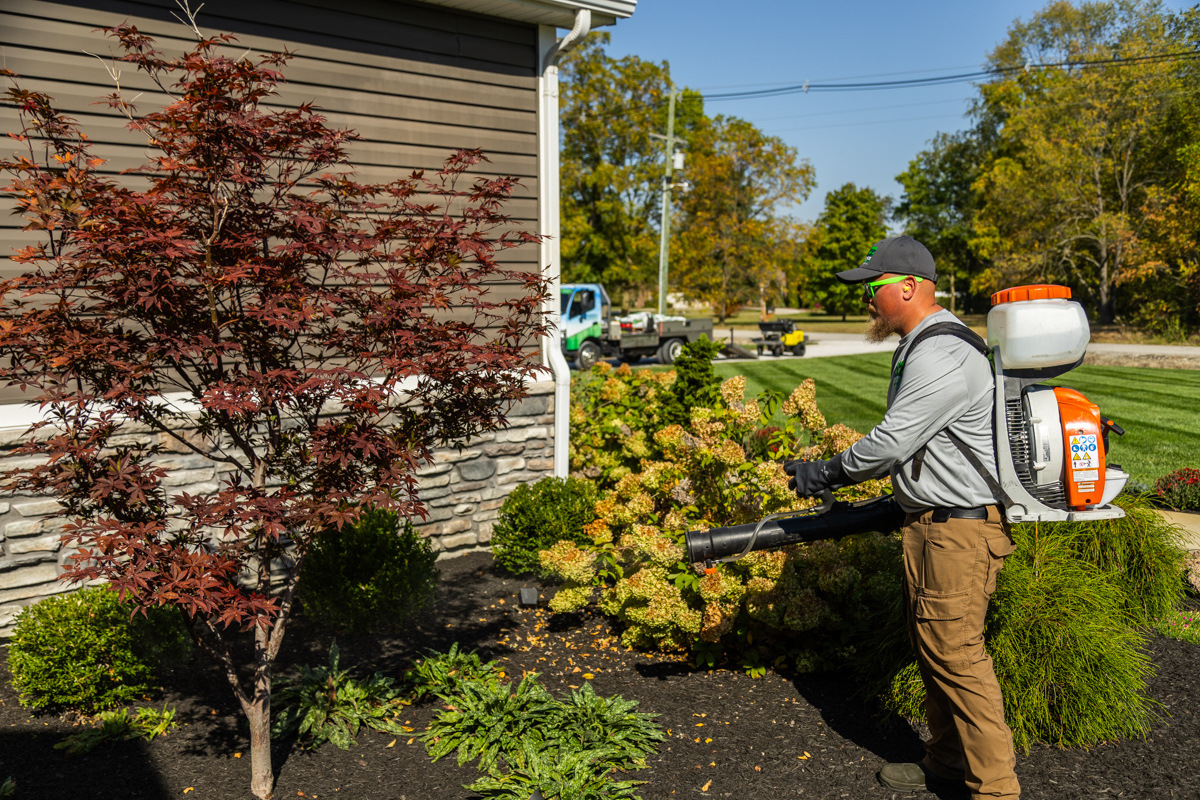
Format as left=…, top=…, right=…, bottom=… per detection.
left=863, top=274, right=922, bottom=299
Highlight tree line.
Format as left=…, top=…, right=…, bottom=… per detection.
left=562, top=0, right=1200, bottom=335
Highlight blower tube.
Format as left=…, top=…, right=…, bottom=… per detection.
left=684, top=494, right=906, bottom=564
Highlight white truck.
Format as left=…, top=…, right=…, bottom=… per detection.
left=560, top=283, right=716, bottom=369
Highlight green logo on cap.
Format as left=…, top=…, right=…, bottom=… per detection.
left=860, top=246, right=877, bottom=267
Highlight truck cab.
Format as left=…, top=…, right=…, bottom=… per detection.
left=560, top=283, right=611, bottom=369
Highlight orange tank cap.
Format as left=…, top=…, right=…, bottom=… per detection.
left=990, top=284, right=1072, bottom=305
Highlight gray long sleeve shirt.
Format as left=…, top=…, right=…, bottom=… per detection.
left=840, top=309, right=1000, bottom=513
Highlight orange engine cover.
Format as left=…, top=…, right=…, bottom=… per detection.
left=1054, top=387, right=1106, bottom=509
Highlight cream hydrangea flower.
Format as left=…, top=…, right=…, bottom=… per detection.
left=782, top=378, right=826, bottom=432
left=719, top=375, right=747, bottom=406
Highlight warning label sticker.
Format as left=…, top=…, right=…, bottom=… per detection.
left=1069, top=434, right=1099, bottom=471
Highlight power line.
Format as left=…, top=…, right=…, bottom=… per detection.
left=702, top=48, right=1200, bottom=100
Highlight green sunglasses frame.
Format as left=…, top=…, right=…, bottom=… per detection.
left=864, top=274, right=923, bottom=299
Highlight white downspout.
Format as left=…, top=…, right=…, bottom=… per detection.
left=539, top=10, right=590, bottom=478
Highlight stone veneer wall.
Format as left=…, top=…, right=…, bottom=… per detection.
left=0, top=380, right=556, bottom=636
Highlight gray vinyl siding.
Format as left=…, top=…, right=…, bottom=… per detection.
left=0, top=0, right=543, bottom=406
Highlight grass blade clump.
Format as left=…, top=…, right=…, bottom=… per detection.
left=1052, top=493, right=1188, bottom=623
left=884, top=526, right=1156, bottom=752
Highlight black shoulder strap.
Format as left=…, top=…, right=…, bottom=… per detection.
left=904, top=321, right=991, bottom=362
left=898, top=322, right=993, bottom=483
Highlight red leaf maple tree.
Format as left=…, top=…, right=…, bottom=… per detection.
left=1, top=25, right=547, bottom=799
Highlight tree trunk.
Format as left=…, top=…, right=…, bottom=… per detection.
left=248, top=672, right=274, bottom=799
left=1099, top=250, right=1112, bottom=324
left=949, top=271, right=957, bottom=315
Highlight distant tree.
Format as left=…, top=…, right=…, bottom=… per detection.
left=673, top=116, right=814, bottom=321
left=895, top=132, right=989, bottom=313
left=971, top=0, right=1199, bottom=323
left=0, top=26, right=547, bottom=800
left=803, top=183, right=891, bottom=319
left=560, top=36, right=702, bottom=303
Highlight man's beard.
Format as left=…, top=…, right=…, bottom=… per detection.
left=865, top=312, right=900, bottom=343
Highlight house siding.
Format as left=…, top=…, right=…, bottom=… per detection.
left=0, top=0, right=554, bottom=633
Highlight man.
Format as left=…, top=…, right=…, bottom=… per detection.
left=784, top=236, right=1019, bottom=799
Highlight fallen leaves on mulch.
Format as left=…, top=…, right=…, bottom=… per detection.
left=1, top=551, right=1198, bottom=799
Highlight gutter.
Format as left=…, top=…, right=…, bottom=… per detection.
left=538, top=9, right=591, bottom=478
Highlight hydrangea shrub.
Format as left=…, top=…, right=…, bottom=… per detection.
left=545, top=371, right=897, bottom=670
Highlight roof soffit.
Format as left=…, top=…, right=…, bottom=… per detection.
left=413, top=0, right=636, bottom=28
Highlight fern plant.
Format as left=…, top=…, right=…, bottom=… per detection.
left=272, top=642, right=408, bottom=750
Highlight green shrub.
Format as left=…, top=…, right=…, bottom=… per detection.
left=544, top=374, right=893, bottom=663
left=1154, top=467, right=1200, bottom=511
left=8, top=586, right=189, bottom=713
left=656, top=336, right=723, bottom=429
left=883, top=523, right=1157, bottom=752
left=491, top=477, right=598, bottom=577
left=272, top=641, right=408, bottom=750
left=567, top=338, right=726, bottom=493
left=298, top=508, right=438, bottom=635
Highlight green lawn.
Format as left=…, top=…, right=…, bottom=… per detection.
left=711, top=355, right=1200, bottom=489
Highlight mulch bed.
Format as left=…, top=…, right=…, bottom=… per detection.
left=3, top=551, right=1198, bottom=800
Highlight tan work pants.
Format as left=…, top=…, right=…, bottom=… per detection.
left=902, top=506, right=1020, bottom=799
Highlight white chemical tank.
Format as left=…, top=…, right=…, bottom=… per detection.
left=987, top=285, right=1089, bottom=370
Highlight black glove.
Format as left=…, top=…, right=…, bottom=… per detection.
left=784, top=453, right=850, bottom=498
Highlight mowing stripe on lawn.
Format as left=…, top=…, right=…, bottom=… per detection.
left=712, top=356, right=1199, bottom=488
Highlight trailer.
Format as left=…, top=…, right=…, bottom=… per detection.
left=561, top=284, right=715, bottom=369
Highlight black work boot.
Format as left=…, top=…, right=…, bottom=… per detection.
left=878, top=762, right=968, bottom=793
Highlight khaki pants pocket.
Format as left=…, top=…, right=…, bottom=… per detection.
left=915, top=589, right=971, bottom=658
left=915, top=590, right=970, bottom=622
left=983, top=533, right=1016, bottom=596
left=923, top=539, right=979, bottom=595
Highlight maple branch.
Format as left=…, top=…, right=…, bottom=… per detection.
left=185, top=611, right=251, bottom=711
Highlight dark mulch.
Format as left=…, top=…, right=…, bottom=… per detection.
left=3, top=552, right=1199, bottom=799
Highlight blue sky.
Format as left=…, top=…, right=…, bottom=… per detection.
left=601, top=0, right=1192, bottom=226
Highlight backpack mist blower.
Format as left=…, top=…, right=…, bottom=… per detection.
left=685, top=285, right=1129, bottom=565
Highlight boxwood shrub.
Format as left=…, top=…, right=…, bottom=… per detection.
left=298, top=508, right=438, bottom=635
left=491, top=476, right=597, bottom=577
left=8, top=585, right=189, bottom=713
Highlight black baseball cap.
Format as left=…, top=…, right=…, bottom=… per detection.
left=836, top=236, right=937, bottom=283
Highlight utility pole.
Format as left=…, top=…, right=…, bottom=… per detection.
left=653, top=90, right=680, bottom=318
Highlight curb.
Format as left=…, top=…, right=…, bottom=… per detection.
left=1159, top=510, right=1200, bottom=551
